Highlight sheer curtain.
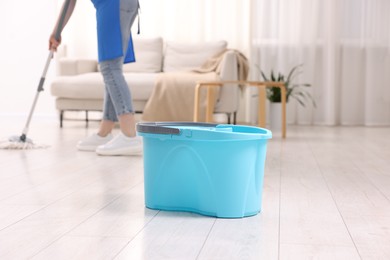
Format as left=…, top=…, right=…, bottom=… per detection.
left=251, top=0, right=390, bottom=126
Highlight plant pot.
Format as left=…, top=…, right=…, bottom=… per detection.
left=269, top=102, right=282, bottom=132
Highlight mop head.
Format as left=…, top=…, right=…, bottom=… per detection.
left=0, top=135, right=48, bottom=150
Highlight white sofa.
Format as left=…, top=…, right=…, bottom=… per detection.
left=51, top=37, right=241, bottom=127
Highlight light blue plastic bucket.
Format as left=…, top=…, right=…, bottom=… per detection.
left=136, top=122, right=272, bottom=218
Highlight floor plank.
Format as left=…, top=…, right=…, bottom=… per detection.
left=114, top=211, right=216, bottom=260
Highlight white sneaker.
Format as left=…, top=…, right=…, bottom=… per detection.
left=77, top=133, right=113, bottom=151
left=96, top=132, right=143, bottom=156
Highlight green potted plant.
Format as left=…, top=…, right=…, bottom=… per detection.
left=255, top=64, right=316, bottom=130
left=256, top=64, right=316, bottom=107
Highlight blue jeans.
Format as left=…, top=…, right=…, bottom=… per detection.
left=99, top=0, right=138, bottom=122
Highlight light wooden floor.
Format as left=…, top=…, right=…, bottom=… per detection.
left=0, top=117, right=389, bottom=260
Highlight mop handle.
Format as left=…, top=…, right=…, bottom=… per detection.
left=21, top=51, right=54, bottom=140
left=20, top=0, right=72, bottom=141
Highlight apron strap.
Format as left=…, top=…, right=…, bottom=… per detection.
left=137, top=0, right=141, bottom=34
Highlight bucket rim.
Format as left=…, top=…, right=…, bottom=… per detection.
left=136, top=122, right=272, bottom=140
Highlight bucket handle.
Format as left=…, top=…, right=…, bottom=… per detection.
left=136, top=122, right=218, bottom=135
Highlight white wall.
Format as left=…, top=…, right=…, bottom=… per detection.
left=0, top=1, right=59, bottom=118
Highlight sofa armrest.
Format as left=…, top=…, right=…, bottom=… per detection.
left=215, top=50, right=240, bottom=113
left=57, top=58, right=98, bottom=76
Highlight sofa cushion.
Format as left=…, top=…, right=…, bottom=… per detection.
left=124, top=72, right=159, bottom=100
left=51, top=72, right=157, bottom=101
left=123, top=37, right=163, bottom=73
left=163, top=41, right=227, bottom=72
left=51, top=73, right=105, bottom=100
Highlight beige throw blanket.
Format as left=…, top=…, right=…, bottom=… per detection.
left=193, top=49, right=249, bottom=85
left=142, top=49, right=249, bottom=122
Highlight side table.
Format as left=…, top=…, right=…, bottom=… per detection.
left=193, top=80, right=286, bottom=138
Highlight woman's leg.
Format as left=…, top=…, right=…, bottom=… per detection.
left=116, top=0, right=138, bottom=137
left=97, top=91, right=116, bottom=137
left=99, top=56, right=135, bottom=137
left=97, top=56, right=141, bottom=155
left=99, top=0, right=138, bottom=137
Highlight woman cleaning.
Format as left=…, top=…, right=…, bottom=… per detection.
left=49, top=0, right=142, bottom=156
